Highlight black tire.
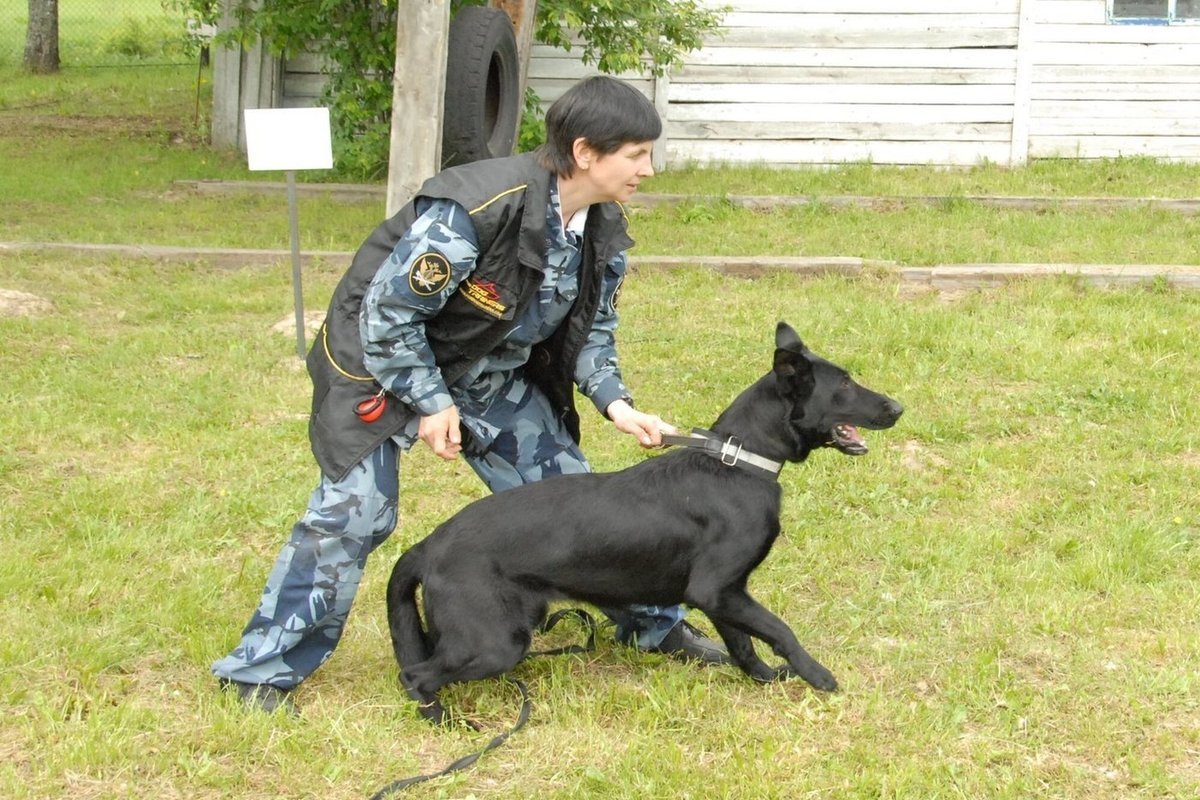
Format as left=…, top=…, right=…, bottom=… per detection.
left=441, top=6, right=521, bottom=167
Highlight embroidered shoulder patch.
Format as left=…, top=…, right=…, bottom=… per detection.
left=408, top=252, right=452, bottom=296
left=459, top=278, right=509, bottom=319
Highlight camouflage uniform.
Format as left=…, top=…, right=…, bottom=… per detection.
left=212, top=181, right=684, bottom=689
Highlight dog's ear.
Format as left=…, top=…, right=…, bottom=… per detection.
left=774, top=321, right=806, bottom=354
left=773, top=324, right=814, bottom=395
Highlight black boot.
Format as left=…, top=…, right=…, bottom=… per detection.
left=645, top=621, right=732, bottom=666
left=220, top=679, right=298, bottom=716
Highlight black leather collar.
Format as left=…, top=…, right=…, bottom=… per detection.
left=659, top=428, right=784, bottom=480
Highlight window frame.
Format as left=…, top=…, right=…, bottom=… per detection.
left=1109, top=0, right=1200, bottom=23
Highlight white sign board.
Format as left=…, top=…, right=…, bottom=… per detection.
left=244, top=107, right=334, bottom=172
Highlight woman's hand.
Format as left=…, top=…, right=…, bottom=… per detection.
left=605, top=399, right=676, bottom=448
left=418, top=405, right=463, bottom=460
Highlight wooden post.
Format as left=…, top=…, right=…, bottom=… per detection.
left=385, top=0, right=452, bottom=217
left=652, top=71, right=670, bottom=173
left=1010, top=0, right=1036, bottom=167
left=490, top=0, right=537, bottom=143
left=211, top=0, right=280, bottom=151
left=210, top=0, right=240, bottom=149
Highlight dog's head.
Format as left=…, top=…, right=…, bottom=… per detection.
left=773, top=322, right=903, bottom=458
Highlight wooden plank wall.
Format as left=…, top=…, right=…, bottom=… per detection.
left=528, top=0, right=1023, bottom=168
left=280, top=49, right=330, bottom=109
left=1029, top=0, right=1200, bottom=160
left=664, top=0, right=1022, bottom=167
left=527, top=0, right=1200, bottom=167
left=263, top=0, right=1200, bottom=168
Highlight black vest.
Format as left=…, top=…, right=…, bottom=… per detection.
left=305, top=153, right=635, bottom=481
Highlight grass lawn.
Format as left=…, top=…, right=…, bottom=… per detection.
left=1, top=64, right=1198, bottom=799
left=0, top=0, right=193, bottom=68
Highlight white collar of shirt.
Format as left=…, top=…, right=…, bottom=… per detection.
left=565, top=207, right=588, bottom=239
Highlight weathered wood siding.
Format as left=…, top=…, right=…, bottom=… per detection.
left=527, top=0, right=1200, bottom=167
left=1029, top=0, right=1200, bottom=160
left=665, top=0, right=1022, bottom=167
left=229, top=0, right=1200, bottom=167
left=279, top=48, right=332, bottom=109
left=529, top=0, right=1024, bottom=168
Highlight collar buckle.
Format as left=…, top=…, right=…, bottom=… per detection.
left=719, top=436, right=743, bottom=467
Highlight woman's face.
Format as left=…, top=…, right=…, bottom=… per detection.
left=579, top=140, right=655, bottom=203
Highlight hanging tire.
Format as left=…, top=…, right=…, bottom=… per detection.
left=441, top=6, right=521, bottom=167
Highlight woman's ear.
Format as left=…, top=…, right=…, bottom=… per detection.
left=571, top=137, right=593, bottom=171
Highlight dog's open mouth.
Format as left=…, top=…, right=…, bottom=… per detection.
left=831, top=423, right=868, bottom=455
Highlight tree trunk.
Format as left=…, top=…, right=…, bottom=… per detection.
left=24, top=0, right=60, bottom=74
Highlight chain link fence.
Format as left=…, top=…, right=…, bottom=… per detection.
left=1, top=0, right=205, bottom=68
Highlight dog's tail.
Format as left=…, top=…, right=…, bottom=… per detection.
left=386, top=542, right=430, bottom=671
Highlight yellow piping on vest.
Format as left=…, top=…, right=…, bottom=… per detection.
left=470, top=184, right=528, bottom=216
left=322, top=324, right=375, bottom=382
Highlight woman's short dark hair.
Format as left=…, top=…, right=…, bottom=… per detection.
left=536, top=76, right=662, bottom=177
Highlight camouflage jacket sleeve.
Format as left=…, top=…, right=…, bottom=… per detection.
left=359, top=199, right=480, bottom=416
left=574, top=249, right=632, bottom=415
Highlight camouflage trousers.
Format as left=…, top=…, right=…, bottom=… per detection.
left=212, top=374, right=685, bottom=689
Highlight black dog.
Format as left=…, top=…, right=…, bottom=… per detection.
left=387, top=322, right=902, bottom=724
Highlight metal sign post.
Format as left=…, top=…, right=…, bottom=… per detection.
left=285, top=170, right=305, bottom=358
left=243, top=107, right=334, bottom=358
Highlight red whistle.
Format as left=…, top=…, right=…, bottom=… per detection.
left=355, top=391, right=387, bottom=423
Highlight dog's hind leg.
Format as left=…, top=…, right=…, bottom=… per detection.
left=401, top=632, right=529, bottom=727
left=387, top=546, right=433, bottom=666
left=401, top=583, right=540, bottom=726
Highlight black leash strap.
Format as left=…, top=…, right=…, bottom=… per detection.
left=368, top=608, right=599, bottom=798
left=368, top=678, right=531, bottom=799
left=530, top=607, right=599, bottom=656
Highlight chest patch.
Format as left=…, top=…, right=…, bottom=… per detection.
left=408, top=252, right=452, bottom=296
left=459, top=278, right=509, bottom=319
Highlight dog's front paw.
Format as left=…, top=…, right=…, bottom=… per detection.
left=799, top=663, right=838, bottom=692
left=776, top=662, right=838, bottom=691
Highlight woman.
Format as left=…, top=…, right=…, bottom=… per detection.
left=213, top=75, right=728, bottom=714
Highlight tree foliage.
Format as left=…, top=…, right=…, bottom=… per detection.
left=533, top=0, right=723, bottom=78
left=192, top=0, right=726, bottom=178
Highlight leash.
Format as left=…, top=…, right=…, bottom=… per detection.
left=659, top=427, right=784, bottom=480
left=369, top=608, right=600, bottom=798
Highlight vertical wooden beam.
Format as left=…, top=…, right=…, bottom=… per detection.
left=211, top=0, right=279, bottom=152
left=240, top=35, right=264, bottom=153
left=386, top=0, right=452, bottom=217
left=1010, top=0, right=1036, bottom=166
left=210, top=0, right=241, bottom=148
left=652, top=71, right=671, bottom=173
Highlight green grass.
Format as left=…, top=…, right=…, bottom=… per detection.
left=2, top=256, right=1198, bottom=799
left=3, top=67, right=1200, bottom=267
left=646, top=157, right=1200, bottom=200
left=2, top=63, right=1200, bottom=800
left=0, top=0, right=193, bottom=68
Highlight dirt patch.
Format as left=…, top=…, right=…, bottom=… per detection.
left=0, top=288, right=54, bottom=317
left=896, top=281, right=974, bottom=304
left=899, top=439, right=949, bottom=472
left=271, top=311, right=325, bottom=338
left=0, top=112, right=199, bottom=145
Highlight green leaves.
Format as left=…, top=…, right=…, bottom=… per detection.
left=175, top=0, right=726, bottom=177
left=535, top=0, right=726, bottom=77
